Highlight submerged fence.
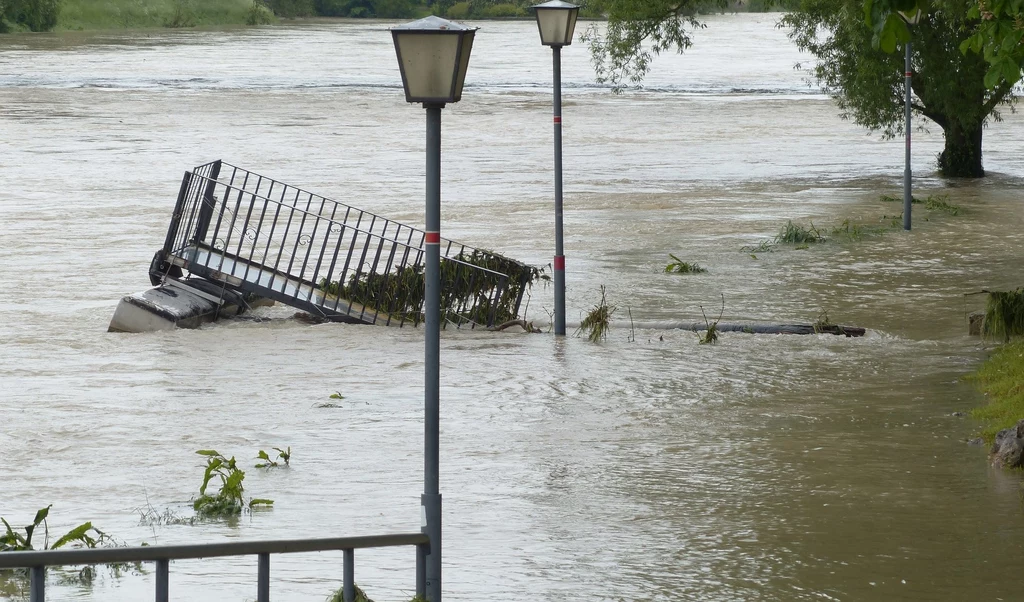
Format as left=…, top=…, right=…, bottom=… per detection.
left=0, top=533, right=429, bottom=602
left=153, top=160, right=539, bottom=327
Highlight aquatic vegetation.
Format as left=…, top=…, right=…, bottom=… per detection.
left=1, top=506, right=110, bottom=552
left=193, top=450, right=273, bottom=517
left=880, top=193, right=964, bottom=216
left=923, top=195, right=963, bottom=215
left=327, top=584, right=375, bottom=602
left=577, top=286, right=615, bottom=342
left=968, top=339, right=1024, bottom=442
left=698, top=295, right=725, bottom=345
left=256, top=447, right=291, bottom=469
left=664, top=254, right=708, bottom=274
left=776, top=220, right=826, bottom=244
left=318, top=249, right=541, bottom=327
left=330, top=391, right=345, bottom=400
left=982, top=289, right=1024, bottom=343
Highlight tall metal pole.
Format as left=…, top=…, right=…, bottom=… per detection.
left=552, top=45, right=566, bottom=336
left=903, top=40, right=913, bottom=231
left=422, top=103, right=443, bottom=602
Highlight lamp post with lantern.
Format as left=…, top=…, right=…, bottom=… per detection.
left=532, top=0, right=579, bottom=336
left=390, top=16, right=477, bottom=602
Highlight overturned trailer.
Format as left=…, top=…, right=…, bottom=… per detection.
left=110, top=161, right=541, bottom=333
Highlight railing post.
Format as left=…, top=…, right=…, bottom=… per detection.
left=156, top=558, right=169, bottom=602
left=193, top=159, right=223, bottom=244
left=29, top=566, right=44, bottom=602
left=258, top=553, right=270, bottom=602
left=343, top=549, right=355, bottom=602
left=416, top=542, right=427, bottom=599
left=163, top=171, right=193, bottom=255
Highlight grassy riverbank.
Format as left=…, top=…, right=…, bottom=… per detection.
left=970, top=339, right=1024, bottom=441
left=56, top=0, right=261, bottom=30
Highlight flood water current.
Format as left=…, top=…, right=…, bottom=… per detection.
left=2, top=14, right=1024, bottom=601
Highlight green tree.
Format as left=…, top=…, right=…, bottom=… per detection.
left=581, top=0, right=710, bottom=89
left=867, top=0, right=1024, bottom=88
left=785, top=0, right=1015, bottom=177
left=585, top=0, right=1017, bottom=177
left=0, top=0, right=61, bottom=32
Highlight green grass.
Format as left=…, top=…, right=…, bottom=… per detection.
left=982, top=288, right=1024, bottom=343
left=57, top=0, right=259, bottom=30
left=879, top=193, right=964, bottom=215
left=664, top=254, right=708, bottom=274
left=968, top=339, right=1024, bottom=442
left=776, top=220, right=825, bottom=244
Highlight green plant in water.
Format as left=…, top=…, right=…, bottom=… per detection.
left=698, top=294, right=725, bottom=345
left=775, top=220, right=825, bottom=244
left=319, top=248, right=542, bottom=328
left=923, top=195, right=963, bottom=215
left=880, top=193, right=963, bottom=216
left=664, top=254, right=707, bottom=274
left=576, top=285, right=615, bottom=342
left=2, top=506, right=110, bottom=552
left=256, top=447, right=291, bottom=469
left=193, top=450, right=273, bottom=517
left=982, top=288, right=1024, bottom=343
left=329, top=391, right=345, bottom=400
left=327, top=584, right=375, bottom=602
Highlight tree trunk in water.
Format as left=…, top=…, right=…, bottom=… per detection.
left=938, top=120, right=985, bottom=177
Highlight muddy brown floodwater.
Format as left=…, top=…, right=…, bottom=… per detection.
left=2, top=14, right=1024, bottom=601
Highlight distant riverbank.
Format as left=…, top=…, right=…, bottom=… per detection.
left=56, top=0, right=265, bottom=30
left=3, top=0, right=607, bottom=33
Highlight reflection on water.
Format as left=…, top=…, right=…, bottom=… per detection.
left=1, top=14, right=1024, bottom=602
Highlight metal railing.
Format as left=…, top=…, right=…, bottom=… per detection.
left=0, top=532, right=429, bottom=602
left=153, top=160, right=534, bottom=328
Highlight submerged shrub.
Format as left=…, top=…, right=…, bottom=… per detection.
left=775, top=220, right=825, bottom=244
left=983, top=289, right=1024, bottom=343
left=665, top=254, right=708, bottom=274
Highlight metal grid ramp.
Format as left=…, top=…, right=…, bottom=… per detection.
left=152, top=161, right=536, bottom=327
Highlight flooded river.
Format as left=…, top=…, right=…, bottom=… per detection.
left=2, top=14, right=1024, bottom=601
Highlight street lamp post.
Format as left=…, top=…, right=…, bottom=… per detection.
left=391, top=16, right=477, bottom=602
left=900, top=8, right=921, bottom=231
left=532, top=0, right=579, bottom=336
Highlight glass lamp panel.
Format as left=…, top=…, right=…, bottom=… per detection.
left=536, top=9, right=570, bottom=45
left=396, top=33, right=460, bottom=101
left=452, top=32, right=475, bottom=102
left=564, top=9, right=578, bottom=44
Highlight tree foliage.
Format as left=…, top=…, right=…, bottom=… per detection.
left=867, top=0, right=1024, bottom=88
left=581, top=0, right=710, bottom=89
left=784, top=0, right=1016, bottom=176
left=0, top=0, right=60, bottom=32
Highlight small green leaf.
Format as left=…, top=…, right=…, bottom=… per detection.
left=32, top=506, right=52, bottom=527
left=51, top=522, right=95, bottom=550
left=196, top=449, right=220, bottom=457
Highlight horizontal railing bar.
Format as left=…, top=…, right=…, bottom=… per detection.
left=212, top=163, right=411, bottom=233
left=193, top=174, right=413, bottom=242
left=189, top=174, right=524, bottom=274
left=0, top=533, right=428, bottom=569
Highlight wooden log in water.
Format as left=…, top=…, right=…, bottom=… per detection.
left=629, top=321, right=867, bottom=337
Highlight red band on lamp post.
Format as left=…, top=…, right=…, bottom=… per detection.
left=905, top=72, right=912, bottom=77
left=554, top=255, right=565, bottom=270
left=425, top=231, right=440, bottom=244
left=553, top=116, right=561, bottom=124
